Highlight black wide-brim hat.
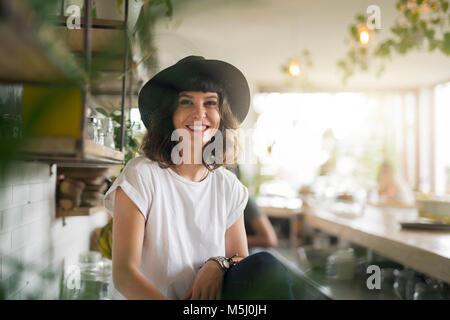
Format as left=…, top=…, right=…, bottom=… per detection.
left=138, top=55, right=250, bottom=130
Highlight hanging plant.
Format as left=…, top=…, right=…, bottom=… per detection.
left=280, top=49, right=314, bottom=77
left=95, top=107, right=143, bottom=170
left=131, top=0, right=174, bottom=75
left=337, top=13, right=384, bottom=83
left=337, top=0, right=450, bottom=83
left=279, top=49, right=317, bottom=90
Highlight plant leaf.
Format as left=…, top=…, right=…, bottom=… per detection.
left=96, top=107, right=109, bottom=118
left=164, top=0, right=173, bottom=17
left=355, top=14, right=366, bottom=23
left=441, top=32, right=450, bottom=55
left=117, top=0, right=123, bottom=13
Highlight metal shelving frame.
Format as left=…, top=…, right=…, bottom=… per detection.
left=0, top=0, right=133, bottom=167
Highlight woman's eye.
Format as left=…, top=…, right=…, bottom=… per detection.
left=179, top=100, right=192, bottom=105
left=205, top=100, right=218, bottom=106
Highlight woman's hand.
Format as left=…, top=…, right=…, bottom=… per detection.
left=181, top=260, right=225, bottom=300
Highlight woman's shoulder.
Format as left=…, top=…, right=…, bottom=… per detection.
left=122, top=156, right=163, bottom=177
left=126, top=155, right=156, bottom=168
left=214, top=166, right=242, bottom=188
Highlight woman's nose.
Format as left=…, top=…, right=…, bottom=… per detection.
left=192, top=102, right=206, bottom=119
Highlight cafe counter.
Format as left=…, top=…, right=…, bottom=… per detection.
left=302, top=204, right=450, bottom=284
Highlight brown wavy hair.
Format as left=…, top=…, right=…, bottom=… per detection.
left=139, top=77, right=241, bottom=171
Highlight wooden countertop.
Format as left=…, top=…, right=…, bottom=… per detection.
left=304, top=204, right=450, bottom=284
left=256, top=196, right=303, bottom=218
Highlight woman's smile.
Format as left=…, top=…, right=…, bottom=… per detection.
left=185, top=123, right=211, bottom=133
left=173, top=91, right=221, bottom=146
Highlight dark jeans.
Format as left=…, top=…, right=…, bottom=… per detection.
left=222, top=251, right=294, bottom=300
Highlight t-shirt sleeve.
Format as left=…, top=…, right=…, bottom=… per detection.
left=244, top=197, right=264, bottom=220
left=226, top=178, right=249, bottom=230
left=104, top=160, right=152, bottom=220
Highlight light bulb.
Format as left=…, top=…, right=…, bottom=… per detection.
left=288, top=62, right=300, bottom=77
left=359, top=30, right=370, bottom=44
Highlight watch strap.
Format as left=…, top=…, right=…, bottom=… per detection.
left=204, top=254, right=238, bottom=272
left=206, top=256, right=228, bottom=272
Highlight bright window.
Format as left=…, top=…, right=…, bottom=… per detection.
left=250, top=92, right=401, bottom=195
left=434, top=82, right=450, bottom=195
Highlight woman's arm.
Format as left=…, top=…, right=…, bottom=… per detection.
left=181, top=213, right=249, bottom=300
left=225, top=213, right=249, bottom=262
left=246, top=215, right=278, bottom=248
left=112, top=187, right=166, bottom=300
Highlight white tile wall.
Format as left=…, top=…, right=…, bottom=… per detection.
left=0, top=161, right=109, bottom=299
left=2, top=206, right=22, bottom=231
left=0, top=232, right=11, bottom=257
left=11, top=184, right=30, bottom=207
left=0, top=186, right=12, bottom=211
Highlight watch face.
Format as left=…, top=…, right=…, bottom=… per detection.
left=223, top=260, right=230, bottom=269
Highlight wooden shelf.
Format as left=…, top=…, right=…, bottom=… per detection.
left=56, top=205, right=105, bottom=218
left=75, top=52, right=129, bottom=73
left=51, top=16, right=125, bottom=30
left=20, top=136, right=124, bottom=165
left=0, top=5, right=131, bottom=83
left=55, top=22, right=125, bottom=53
left=52, top=15, right=135, bottom=78
left=84, top=139, right=124, bottom=161
left=59, top=29, right=131, bottom=74
left=91, top=73, right=140, bottom=96
left=0, top=2, right=84, bottom=84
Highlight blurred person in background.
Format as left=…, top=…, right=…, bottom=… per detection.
left=227, top=165, right=278, bottom=250
left=377, top=161, right=415, bottom=206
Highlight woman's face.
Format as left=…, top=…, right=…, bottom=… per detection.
left=172, top=91, right=221, bottom=146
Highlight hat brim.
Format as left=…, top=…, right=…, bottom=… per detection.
left=138, top=59, right=250, bottom=130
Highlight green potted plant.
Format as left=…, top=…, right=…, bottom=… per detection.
left=95, top=107, right=144, bottom=169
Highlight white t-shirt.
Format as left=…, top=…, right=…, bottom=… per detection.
left=103, top=156, right=248, bottom=300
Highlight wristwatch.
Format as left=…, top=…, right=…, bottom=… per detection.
left=205, top=254, right=238, bottom=272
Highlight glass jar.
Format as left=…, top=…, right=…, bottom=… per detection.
left=78, top=251, right=112, bottom=300
left=413, top=282, right=443, bottom=300
left=393, top=269, right=417, bottom=300
left=87, top=117, right=98, bottom=143
left=381, top=268, right=395, bottom=289
left=97, top=126, right=105, bottom=146
left=97, top=258, right=113, bottom=300
left=326, top=248, right=356, bottom=280
left=102, top=118, right=115, bottom=149
left=312, top=231, right=330, bottom=249
left=79, top=251, right=102, bottom=274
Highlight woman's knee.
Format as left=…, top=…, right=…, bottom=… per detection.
left=223, top=251, right=294, bottom=299
left=235, top=251, right=290, bottom=284
left=244, top=252, right=286, bottom=273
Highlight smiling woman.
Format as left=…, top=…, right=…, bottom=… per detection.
left=103, top=56, right=294, bottom=300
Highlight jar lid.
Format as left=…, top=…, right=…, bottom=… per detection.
left=79, top=251, right=101, bottom=263
left=329, top=248, right=356, bottom=261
